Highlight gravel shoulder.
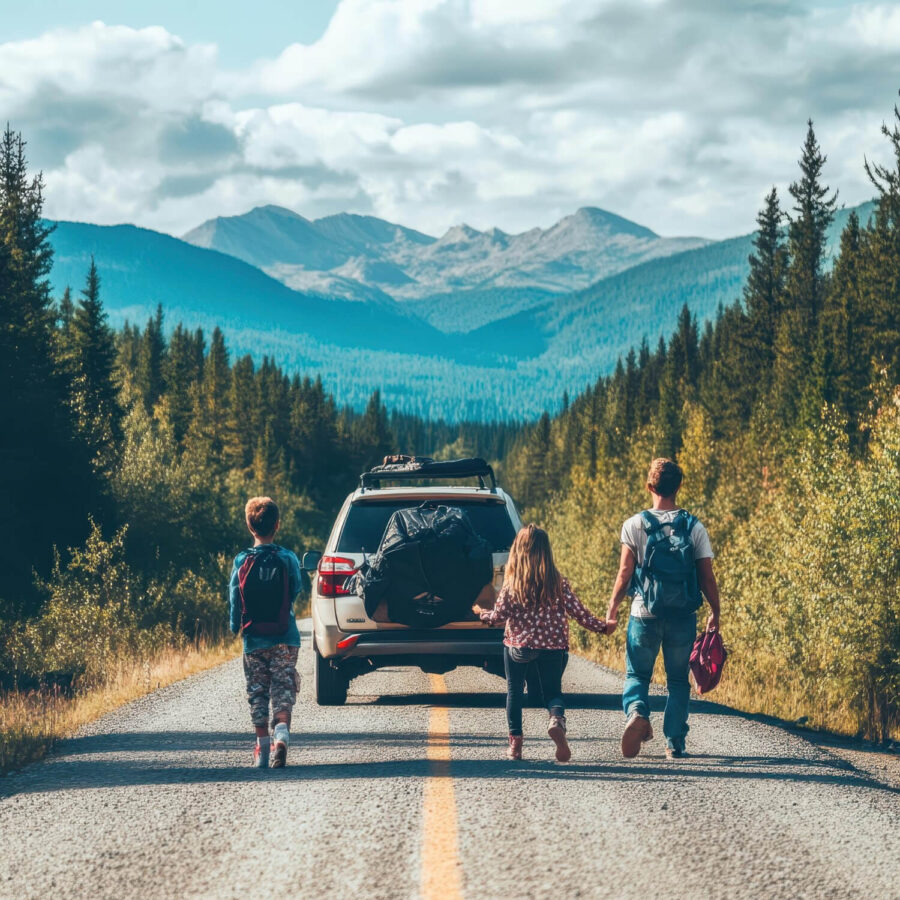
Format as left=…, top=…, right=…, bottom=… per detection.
left=1, top=621, right=897, bottom=900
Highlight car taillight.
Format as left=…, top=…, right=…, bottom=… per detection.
left=317, top=556, right=358, bottom=597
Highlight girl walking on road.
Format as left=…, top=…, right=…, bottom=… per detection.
left=474, top=524, right=607, bottom=761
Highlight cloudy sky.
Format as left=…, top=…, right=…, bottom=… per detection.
left=2, top=0, right=898, bottom=239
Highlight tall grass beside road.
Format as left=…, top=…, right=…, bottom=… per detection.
left=1, top=636, right=238, bottom=774
left=0, top=523, right=240, bottom=774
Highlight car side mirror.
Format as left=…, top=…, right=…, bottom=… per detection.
left=301, top=550, right=322, bottom=572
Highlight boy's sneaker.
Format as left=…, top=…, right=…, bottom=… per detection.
left=270, top=723, right=289, bottom=768
left=666, top=747, right=688, bottom=761
left=507, top=735, right=523, bottom=760
left=252, top=739, right=270, bottom=769
left=547, top=715, right=571, bottom=763
left=621, top=711, right=653, bottom=758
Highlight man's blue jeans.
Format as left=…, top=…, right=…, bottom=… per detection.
left=622, top=613, right=696, bottom=752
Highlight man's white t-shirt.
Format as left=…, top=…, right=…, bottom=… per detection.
left=620, top=509, right=714, bottom=619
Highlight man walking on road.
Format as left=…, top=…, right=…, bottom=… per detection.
left=604, top=459, right=721, bottom=760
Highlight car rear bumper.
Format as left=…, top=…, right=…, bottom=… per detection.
left=336, top=628, right=504, bottom=659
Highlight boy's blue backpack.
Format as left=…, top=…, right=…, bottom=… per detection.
left=632, top=510, right=702, bottom=617
left=238, top=546, right=291, bottom=636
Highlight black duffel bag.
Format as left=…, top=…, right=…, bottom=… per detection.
left=348, top=503, right=493, bottom=628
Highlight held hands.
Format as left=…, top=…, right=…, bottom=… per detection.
left=603, top=618, right=618, bottom=636
left=472, top=603, right=484, bottom=617
left=706, top=612, right=720, bottom=632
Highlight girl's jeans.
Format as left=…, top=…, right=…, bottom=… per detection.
left=623, top=613, right=696, bottom=751
left=503, top=645, right=568, bottom=736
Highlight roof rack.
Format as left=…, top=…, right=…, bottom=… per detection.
left=359, top=456, right=497, bottom=491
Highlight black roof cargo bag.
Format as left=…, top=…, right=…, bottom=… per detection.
left=360, top=456, right=496, bottom=489
left=348, top=502, right=493, bottom=628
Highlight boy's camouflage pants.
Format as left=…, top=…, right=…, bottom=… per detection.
left=242, top=644, right=301, bottom=728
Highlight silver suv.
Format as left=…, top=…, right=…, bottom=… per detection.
left=302, top=461, right=523, bottom=705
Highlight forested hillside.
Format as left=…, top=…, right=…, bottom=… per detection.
left=49, top=199, right=872, bottom=420
left=505, top=119, right=899, bottom=741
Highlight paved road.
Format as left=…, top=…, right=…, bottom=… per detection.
left=2, top=621, right=898, bottom=900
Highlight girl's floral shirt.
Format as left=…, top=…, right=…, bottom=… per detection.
left=479, top=577, right=606, bottom=649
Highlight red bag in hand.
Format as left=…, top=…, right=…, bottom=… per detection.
left=690, top=630, right=726, bottom=694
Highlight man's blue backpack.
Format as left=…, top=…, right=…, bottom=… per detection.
left=632, top=510, right=702, bottom=616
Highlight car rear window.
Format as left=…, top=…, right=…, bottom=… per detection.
left=337, top=500, right=517, bottom=554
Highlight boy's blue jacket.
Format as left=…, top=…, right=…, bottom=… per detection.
left=229, top=544, right=303, bottom=653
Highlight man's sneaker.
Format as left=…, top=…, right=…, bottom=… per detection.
left=252, top=740, right=270, bottom=769
left=666, top=747, right=688, bottom=761
left=547, top=715, right=571, bottom=763
left=270, top=723, right=289, bottom=768
left=621, top=711, right=653, bottom=758
left=507, top=735, right=523, bottom=760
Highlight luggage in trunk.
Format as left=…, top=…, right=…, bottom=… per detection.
left=348, top=503, right=493, bottom=628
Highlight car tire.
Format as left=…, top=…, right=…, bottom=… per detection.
left=314, top=645, right=348, bottom=706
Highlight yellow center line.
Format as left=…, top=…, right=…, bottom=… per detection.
left=421, top=673, right=464, bottom=900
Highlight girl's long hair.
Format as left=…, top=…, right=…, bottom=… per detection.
left=504, top=524, right=563, bottom=608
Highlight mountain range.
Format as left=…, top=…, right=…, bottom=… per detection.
left=183, top=205, right=709, bottom=318
left=48, top=200, right=874, bottom=420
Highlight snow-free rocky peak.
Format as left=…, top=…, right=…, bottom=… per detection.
left=183, top=204, right=711, bottom=299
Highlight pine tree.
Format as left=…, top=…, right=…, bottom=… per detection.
left=655, top=356, right=682, bottom=457
left=700, top=302, right=750, bottom=436
left=137, top=304, right=166, bottom=413
left=0, top=126, right=55, bottom=339
left=164, top=324, right=199, bottom=445
left=187, top=327, right=230, bottom=458
left=562, top=399, right=583, bottom=473
left=516, top=411, right=554, bottom=508
left=55, top=286, right=75, bottom=363
left=226, top=355, right=257, bottom=468
left=772, top=121, right=838, bottom=427
left=355, top=389, right=394, bottom=468
left=287, top=374, right=342, bottom=502
left=634, top=337, right=653, bottom=426
left=808, top=213, right=870, bottom=446
left=606, top=359, right=628, bottom=456
left=743, top=187, right=788, bottom=389
left=671, top=304, right=700, bottom=391
left=58, top=286, right=74, bottom=330
left=67, top=259, right=122, bottom=467
left=0, top=127, right=93, bottom=614
left=256, top=356, right=291, bottom=454
left=862, top=101, right=900, bottom=381
left=117, top=322, right=141, bottom=375
left=191, top=328, right=206, bottom=383
left=651, top=306, right=699, bottom=455
left=624, top=348, right=639, bottom=433
left=252, top=423, right=286, bottom=489
left=787, top=121, right=838, bottom=318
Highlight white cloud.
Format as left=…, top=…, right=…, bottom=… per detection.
left=233, top=103, right=399, bottom=169
left=848, top=4, right=900, bottom=48
left=0, top=21, right=218, bottom=111
left=1, top=4, right=898, bottom=240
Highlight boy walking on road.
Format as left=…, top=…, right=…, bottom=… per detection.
left=604, top=459, right=721, bottom=760
left=230, top=497, right=303, bottom=768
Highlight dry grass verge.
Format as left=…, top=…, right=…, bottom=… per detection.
left=576, top=637, right=898, bottom=744
left=1, top=636, right=239, bottom=775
